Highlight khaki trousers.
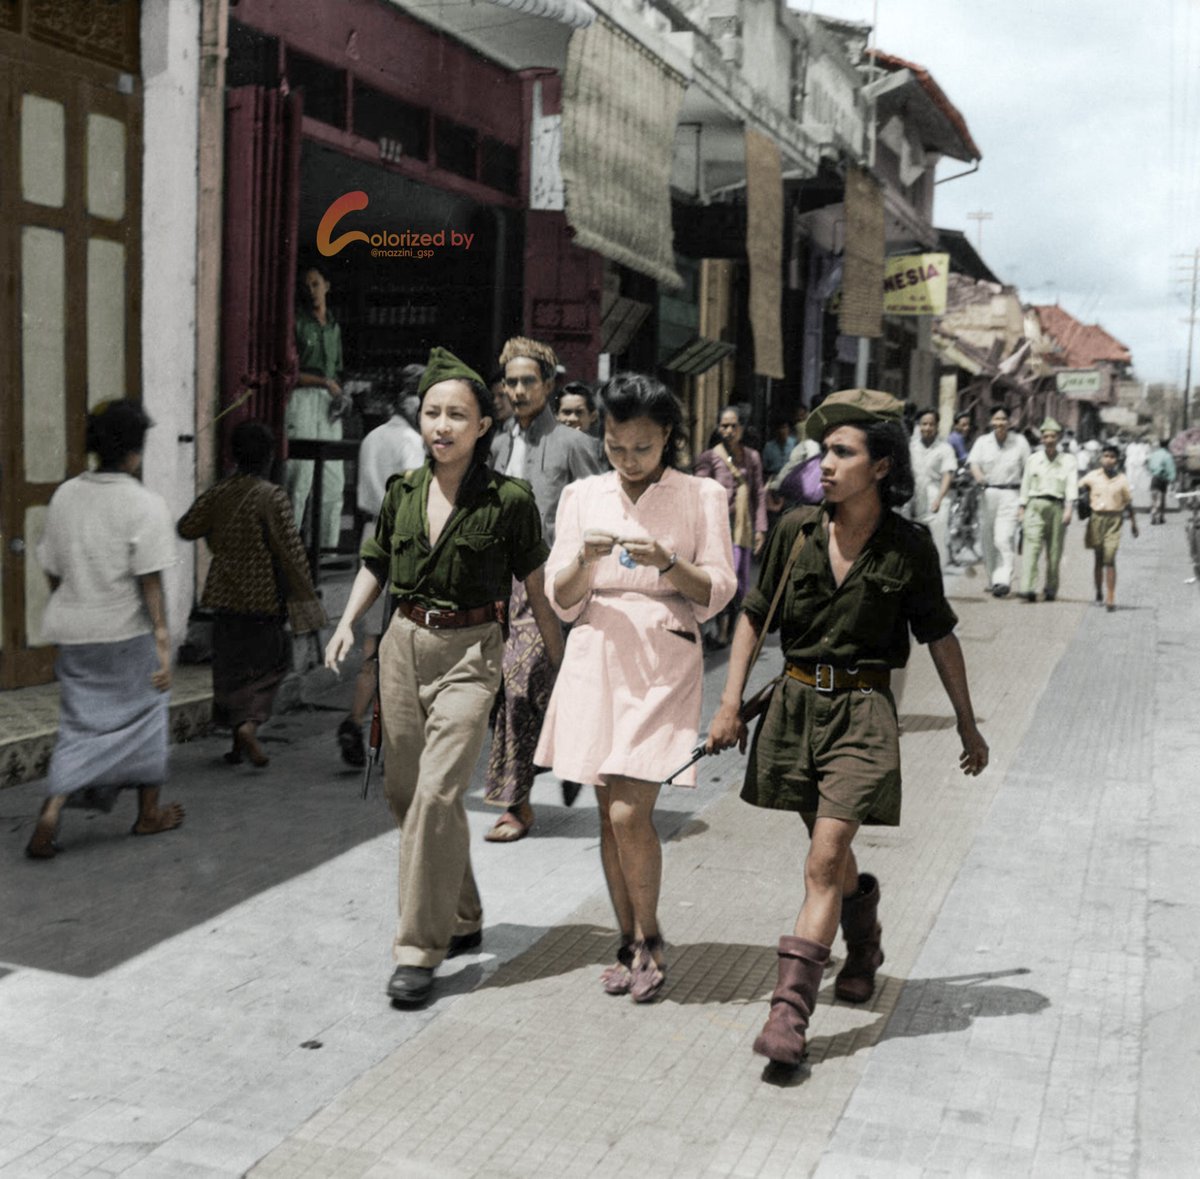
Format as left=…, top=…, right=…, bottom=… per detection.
left=1020, top=497, right=1065, bottom=596
left=378, top=612, right=503, bottom=968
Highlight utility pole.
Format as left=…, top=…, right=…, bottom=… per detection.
left=1173, top=248, right=1200, bottom=430
left=966, top=210, right=993, bottom=253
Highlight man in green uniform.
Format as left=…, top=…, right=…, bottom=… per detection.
left=1017, top=417, right=1077, bottom=602
left=285, top=265, right=346, bottom=553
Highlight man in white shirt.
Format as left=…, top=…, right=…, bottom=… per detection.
left=968, top=406, right=1031, bottom=597
left=356, top=370, right=427, bottom=519
left=908, top=408, right=958, bottom=566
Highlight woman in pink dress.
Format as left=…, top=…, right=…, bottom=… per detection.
left=535, top=374, right=737, bottom=1002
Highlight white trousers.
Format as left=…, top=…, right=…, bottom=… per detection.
left=980, top=487, right=1020, bottom=589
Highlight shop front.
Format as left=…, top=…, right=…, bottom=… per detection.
left=218, top=0, right=526, bottom=549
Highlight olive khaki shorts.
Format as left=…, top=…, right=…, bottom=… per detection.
left=1085, top=512, right=1123, bottom=566
left=740, top=673, right=901, bottom=826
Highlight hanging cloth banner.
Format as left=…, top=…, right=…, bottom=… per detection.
left=745, top=128, right=785, bottom=379
left=839, top=165, right=884, bottom=338
left=561, top=17, right=685, bottom=289
left=882, top=252, right=949, bottom=315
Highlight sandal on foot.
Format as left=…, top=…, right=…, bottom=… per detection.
left=630, top=935, right=667, bottom=1004
left=483, top=805, right=534, bottom=843
left=600, top=938, right=636, bottom=995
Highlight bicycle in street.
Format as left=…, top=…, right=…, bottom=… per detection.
left=946, top=466, right=982, bottom=567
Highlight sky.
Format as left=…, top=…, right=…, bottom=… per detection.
left=795, top=0, right=1198, bottom=387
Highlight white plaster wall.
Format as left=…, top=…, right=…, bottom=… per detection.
left=140, top=0, right=201, bottom=642
left=739, top=0, right=792, bottom=110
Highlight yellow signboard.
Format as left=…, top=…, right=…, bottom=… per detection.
left=882, top=253, right=949, bottom=316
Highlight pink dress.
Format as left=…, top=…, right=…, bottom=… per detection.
left=535, top=469, right=736, bottom=787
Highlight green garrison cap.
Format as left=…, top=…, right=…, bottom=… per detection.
left=1039, top=417, right=1063, bottom=434
left=806, top=388, right=905, bottom=442
left=418, top=347, right=484, bottom=396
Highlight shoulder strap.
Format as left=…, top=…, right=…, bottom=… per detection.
left=715, top=443, right=747, bottom=487
left=748, top=517, right=810, bottom=668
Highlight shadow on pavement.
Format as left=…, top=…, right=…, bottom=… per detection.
left=1, top=723, right=394, bottom=979
left=899, top=713, right=958, bottom=732
left=811, top=966, right=1050, bottom=1063
left=478, top=923, right=780, bottom=1005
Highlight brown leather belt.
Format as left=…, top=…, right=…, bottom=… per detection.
left=786, top=661, right=890, bottom=694
left=395, top=599, right=505, bottom=630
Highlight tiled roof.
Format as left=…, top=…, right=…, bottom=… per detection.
left=1032, top=304, right=1132, bottom=367
left=867, top=49, right=982, bottom=161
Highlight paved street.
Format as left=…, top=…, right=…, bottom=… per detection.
left=2, top=514, right=1199, bottom=1178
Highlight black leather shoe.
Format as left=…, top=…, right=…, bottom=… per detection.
left=561, top=780, right=583, bottom=807
left=1021, top=591, right=1036, bottom=603
left=337, top=718, right=366, bottom=768
left=446, top=930, right=482, bottom=958
left=1043, top=590, right=1056, bottom=602
left=992, top=584, right=1010, bottom=598
left=387, top=965, right=434, bottom=1006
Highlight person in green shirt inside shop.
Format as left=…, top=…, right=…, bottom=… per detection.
left=285, top=265, right=347, bottom=554
left=325, top=347, right=563, bottom=1009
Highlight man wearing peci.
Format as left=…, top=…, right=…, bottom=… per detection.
left=1017, top=417, right=1077, bottom=602
left=483, top=337, right=602, bottom=841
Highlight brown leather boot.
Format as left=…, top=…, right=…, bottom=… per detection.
left=752, top=936, right=830, bottom=1066
left=835, top=873, right=884, bottom=1004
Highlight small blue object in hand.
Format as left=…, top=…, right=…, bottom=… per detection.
left=619, top=548, right=637, bottom=569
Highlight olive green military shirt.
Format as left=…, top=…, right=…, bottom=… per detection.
left=295, top=310, right=342, bottom=380
left=361, top=463, right=548, bottom=610
left=742, top=506, right=957, bottom=670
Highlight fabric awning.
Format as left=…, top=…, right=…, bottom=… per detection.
left=561, top=17, right=685, bottom=289
left=486, top=0, right=595, bottom=28
left=662, top=337, right=736, bottom=376
left=839, top=165, right=884, bottom=339
left=745, top=129, right=784, bottom=379
left=600, top=295, right=652, bottom=355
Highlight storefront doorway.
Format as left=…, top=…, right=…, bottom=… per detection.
left=0, top=19, right=142, bottom=689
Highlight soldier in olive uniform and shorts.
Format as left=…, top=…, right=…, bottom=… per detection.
left=709, top=388, right=990, bottom=1070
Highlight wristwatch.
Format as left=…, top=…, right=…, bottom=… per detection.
left=658, top=551, right=679, bottom=575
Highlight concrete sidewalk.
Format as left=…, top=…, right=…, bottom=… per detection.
left=2, top=517, right=1197, bottom=1177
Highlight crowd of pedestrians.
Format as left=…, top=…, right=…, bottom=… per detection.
left=30, top=307, right=1173, bottom=1070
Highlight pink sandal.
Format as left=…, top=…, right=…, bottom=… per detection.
left=600, top=938, right=636, bottom=995
left=630, top=935, right=667, bottom=1004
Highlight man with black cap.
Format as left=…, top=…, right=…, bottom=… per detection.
left=708, top=387, right=988, bottom=1072
left=1017, top=417, right=1077, bottom=602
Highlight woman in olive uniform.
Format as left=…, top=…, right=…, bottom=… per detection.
left=325, top=347, right=563, bottom=1008
left=708, top=388, right=989, bottom=1068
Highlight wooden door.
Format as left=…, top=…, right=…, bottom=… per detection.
left=0, top=36, right=142, bottom=688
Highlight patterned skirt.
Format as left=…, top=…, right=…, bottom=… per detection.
left=483, top=579, right=555, bottom=806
